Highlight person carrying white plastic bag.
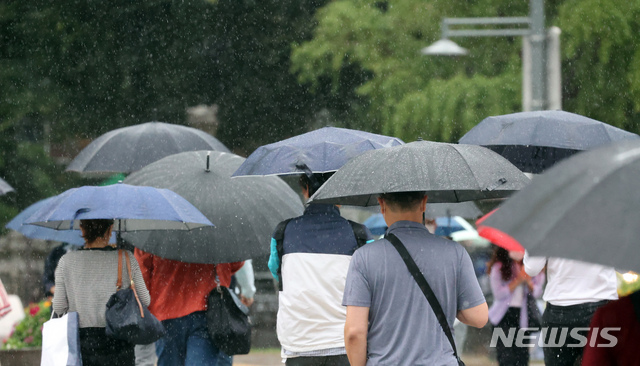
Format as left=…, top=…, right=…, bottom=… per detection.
left=41, top=311, right=82, bottom=366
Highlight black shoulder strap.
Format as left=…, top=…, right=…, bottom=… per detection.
left=274, top=218, right=293, bottom=291
left=385, top=233, right=463, bottom=365
left=347, top=220, right=370, bottom=248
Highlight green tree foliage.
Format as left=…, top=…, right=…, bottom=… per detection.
left=291, top=0, right=640, bottom=142
left=208, top=0, right=334, bottom=153
left=0, top=0, right=331, bottom=224
left=559, top=0, right=640, bottom=133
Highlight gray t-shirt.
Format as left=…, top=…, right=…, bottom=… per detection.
left=343, top=220, right=485, bottom=365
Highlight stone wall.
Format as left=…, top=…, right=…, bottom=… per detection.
left=0, top=232, right=55, bottom=305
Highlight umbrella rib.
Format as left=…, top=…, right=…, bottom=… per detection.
left=449, top=146, right=483, bottom=191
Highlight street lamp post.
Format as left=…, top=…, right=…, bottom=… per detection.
left=422, top=0, right=560, bottom=111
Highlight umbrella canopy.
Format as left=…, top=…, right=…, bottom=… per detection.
left=476, top=210, right=524, bottom=252
left=459, top=110, right=639, bottom=173
left=310, top=140, right=530, bottom=206
left=6, top=197, right=114, bottom=245
left=435, top=216, right=475, bottom=237
left=363, top=214, right=387, bottom=236
left=66, top=122, right=230, bottom=173
left=232, top=126, right=403, bottom=177
left=480, top=139, right=640, bottom=272
left=0, top=178, right=14, bottom=195
left=123, top=151, right=304, bottom=263
left=24, top=184, right=213, bottom=231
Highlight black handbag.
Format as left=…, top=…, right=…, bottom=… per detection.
left=386, top=233, right=466, bottom=366
left=206, top=267, right=252, bottom=355
left=105, top=250, right=166, bottom=345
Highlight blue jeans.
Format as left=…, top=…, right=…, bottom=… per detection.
left=156, top=311, right=232, bottom=366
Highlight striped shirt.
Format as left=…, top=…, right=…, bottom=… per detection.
left=53, top=247, right=150, bottom=328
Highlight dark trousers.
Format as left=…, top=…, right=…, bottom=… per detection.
left=285, top=355, right=350, bottom=366
left=494, top=307, right=529, bottom=366
left=79, top=327, right=134, bottom=366
left=541, top=300, right=608, bottom=366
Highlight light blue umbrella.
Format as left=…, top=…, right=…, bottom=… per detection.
left=6, top=197, right=114, bottom=245
left=232, top=127, right=403, bottom=177
left=0, top=178, right=14, bottom=195
left=363, top=214, right=387, bottom=236
left=24, top=184, right=213, bottom=231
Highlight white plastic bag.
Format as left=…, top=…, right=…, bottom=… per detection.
left=41, top=312, right=82, bottom=366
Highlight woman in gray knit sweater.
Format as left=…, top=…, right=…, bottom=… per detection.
left=53, top=219, right=150, bottom=366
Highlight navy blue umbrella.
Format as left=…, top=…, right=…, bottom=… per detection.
left=459, top=110, right=639, bottom=173
left=0, top=178, right=14, bottom=195
left=24, top=184, right=213, bottom=231
left=6, top=197, right=114, bottom=245
left=232, top=127, right=403, bottom=177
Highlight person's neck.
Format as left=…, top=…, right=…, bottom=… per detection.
left=84, top=238, right=111, bottom=249
left=383, top=211, right=423, bottom=227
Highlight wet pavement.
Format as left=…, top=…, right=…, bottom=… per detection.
left=233, top=350, right=545, bottom=365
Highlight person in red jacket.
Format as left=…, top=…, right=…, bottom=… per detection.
left=134, top=248, right=243, bottom=366
left=582, top=290, right=640, bottom=366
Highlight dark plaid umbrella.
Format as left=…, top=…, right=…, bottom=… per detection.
left=0, top=178, right=14, bottom=195
left=459, top=110, right=639, bottom=173
left=481, top=140, right=640, bottom=272
left=67, top=122, right=230, bottom=173
left=310, top=140, right=530, bottom=206
left=232, top=127, right=403, bottom=177
left=124, top=151, right=303, bottom=263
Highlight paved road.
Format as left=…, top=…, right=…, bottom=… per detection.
left=233, top=351, right=545, bottom=365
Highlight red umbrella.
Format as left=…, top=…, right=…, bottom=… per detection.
left=476, top=209, right=525, bottom=252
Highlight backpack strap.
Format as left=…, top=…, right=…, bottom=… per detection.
left=274, top=218, right=293, bottom=291
left=348, top=220, right=370, bottom=249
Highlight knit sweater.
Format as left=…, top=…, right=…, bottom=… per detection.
left=53, top=248, right=150, bottom=328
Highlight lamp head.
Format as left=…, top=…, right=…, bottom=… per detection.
left=421, top=38, right=468, bottom=56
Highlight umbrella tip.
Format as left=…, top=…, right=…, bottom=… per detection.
left=205, top=152, right=211, bottom=173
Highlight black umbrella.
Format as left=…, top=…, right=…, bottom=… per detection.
left=459, top=110, right=639, bottom=173
left=67, top=122, right=230, bottom=173
left=310, top=140, right=530, bottom=206
left=481, top=140, right=640, bottom=272
left=123, top=151, right=303, bottom=263
left=0, top=178, right=14, bottom=195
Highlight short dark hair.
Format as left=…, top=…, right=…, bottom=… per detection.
left=379, top=191, right=427, bottom=212
left=298, top=172, right=334, bottom=196
left=79, top=219, right=114, bottom=243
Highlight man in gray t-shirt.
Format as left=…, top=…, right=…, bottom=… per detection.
left=343, top=192, right=488, bottom=366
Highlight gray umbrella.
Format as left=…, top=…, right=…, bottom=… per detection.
left=0, top=178, right=14, bottom=195
left=123, top=151, right=303, bottom=263
left=67, top=122, right=230, bottom=173
left=310, top=140, right=530, bottom=206
left=459, top=110, right=639, bottom=173
left=480, top=139, right=640, bottom=272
